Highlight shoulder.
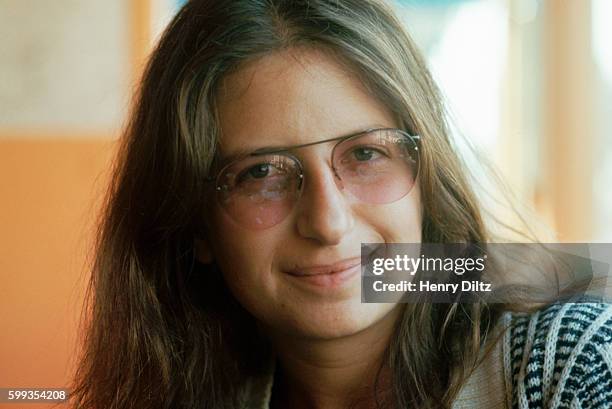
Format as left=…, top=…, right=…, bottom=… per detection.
left=503, top=302, right=612, bottom=408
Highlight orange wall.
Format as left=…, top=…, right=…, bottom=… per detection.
left=0, top=139, right=116, bottom=408
left=0, top=2, right=148, bottom=406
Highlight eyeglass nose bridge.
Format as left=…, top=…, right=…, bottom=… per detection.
left=286, top=152, right=346, bottom=198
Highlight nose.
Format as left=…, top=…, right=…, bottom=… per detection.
left=295, top=165, right=354, bottom=245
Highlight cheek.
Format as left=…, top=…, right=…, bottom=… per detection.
left=355, top=186, right=422, bottom=243
left=210, top=226, right=273, bottom=282
left=210, top=233, right=275, bottom=320
left=207, top=207, right=284, bottom=308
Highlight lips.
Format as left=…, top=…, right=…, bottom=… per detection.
left=286, top=257, right=362, bottom=276
left=285, top=257, right=362, bottom=288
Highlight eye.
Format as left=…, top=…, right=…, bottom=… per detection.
left=246, top=163, right=271, bottom=179
left=352, top=147, right=381, bottom=161
left=235, top=160, right=289, bottom=185
left=342, top=145, right=388, bottom=165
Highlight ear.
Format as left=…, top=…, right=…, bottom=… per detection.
left=194, top=237, right=214, bottom=264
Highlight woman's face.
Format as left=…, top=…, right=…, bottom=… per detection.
left=201, top=48, right=422, bottom=340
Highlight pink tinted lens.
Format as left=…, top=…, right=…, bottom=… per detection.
left=333, top=130, right=418, bottom=204
left=216, top=154, right=301, bottom=229
left=223, top=195, right=295, bottom=229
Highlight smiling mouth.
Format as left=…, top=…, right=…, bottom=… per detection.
left=286, top=257, right=362, bottom=288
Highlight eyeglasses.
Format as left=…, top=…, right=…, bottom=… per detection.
left=208, top=128, right=420, bottom=230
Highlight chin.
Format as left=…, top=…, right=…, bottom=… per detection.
left=278, top=299, right=398, bottom=340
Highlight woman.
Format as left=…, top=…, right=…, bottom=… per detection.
left=72, top=0, right=612, bottom=408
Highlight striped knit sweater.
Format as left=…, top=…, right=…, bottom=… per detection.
left=503, top=302, right=612, bottom=409
left=246, top=302, right=612, bottom=408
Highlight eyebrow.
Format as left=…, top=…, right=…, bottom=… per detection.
left=220, top=124, right=390, bottom=162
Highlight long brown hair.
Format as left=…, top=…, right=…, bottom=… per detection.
left=72, top=0, right=503, bottom=407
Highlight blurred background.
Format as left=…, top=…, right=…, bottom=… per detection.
left=1, top=0, right=610, bottom=406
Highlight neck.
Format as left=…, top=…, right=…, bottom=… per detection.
left=268, top=306, right=402, bottom=409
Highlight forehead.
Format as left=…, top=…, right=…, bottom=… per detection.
left=215, top=48, right=397, bottom=156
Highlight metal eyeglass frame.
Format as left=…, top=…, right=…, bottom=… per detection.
left=206, top=128, right=420, bottom=195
